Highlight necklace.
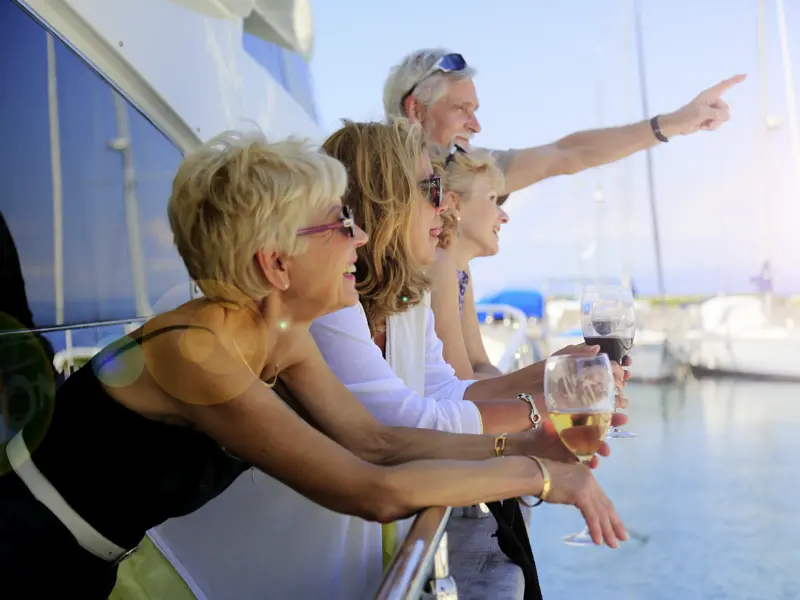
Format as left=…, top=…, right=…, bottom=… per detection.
left=230, top=333, right=279, bottom=389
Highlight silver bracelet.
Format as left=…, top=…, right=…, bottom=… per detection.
left=517, top=393, right=542, bottom=429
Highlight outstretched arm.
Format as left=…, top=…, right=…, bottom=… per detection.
left=496, top=74, right=746, bottom=193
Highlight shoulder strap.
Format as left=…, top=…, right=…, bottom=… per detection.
left=94, top=324, right=211, bottom=370
left=486, top=500, right=543, bottom=600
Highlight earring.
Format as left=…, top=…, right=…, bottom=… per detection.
left=283, top=283, right=289, bottom=290
left=456, top=215, right=461, bottom=239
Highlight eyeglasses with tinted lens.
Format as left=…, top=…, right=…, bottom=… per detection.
left=296, top=205, right=355, bottom=238
left=419, top=175, right=442, bottom=208
left=400, top=53, right=468, bottom=110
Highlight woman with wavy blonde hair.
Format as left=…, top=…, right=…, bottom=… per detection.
left=313, top=119, right=628, bottom=434
left=320, top=118, right=432, bottom=335
left=310, top=119, right=629, bottom=585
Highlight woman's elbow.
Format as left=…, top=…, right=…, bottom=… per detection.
left=359, top=503, right=410, bottom=524
left=354, top=468, right=415, bottom=524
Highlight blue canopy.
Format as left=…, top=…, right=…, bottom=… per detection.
left=477, top=289, right=545, bottom=319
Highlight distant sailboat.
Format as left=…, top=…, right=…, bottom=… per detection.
left=672, top=0, right=800, bottom=382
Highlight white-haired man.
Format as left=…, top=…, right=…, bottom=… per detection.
left=383, top=49, right=745, bottom=193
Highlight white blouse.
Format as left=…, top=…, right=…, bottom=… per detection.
left=308, top=301, right=482, bottom=434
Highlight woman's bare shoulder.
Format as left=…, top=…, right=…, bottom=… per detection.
left=121, top=302, right=258, bottom=407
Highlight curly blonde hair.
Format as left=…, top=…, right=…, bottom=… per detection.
left=322, top=119, right=430, bottom=335
left=168, top=129, right=347, bottom=304
left=431, top=147, right=504, bottom=249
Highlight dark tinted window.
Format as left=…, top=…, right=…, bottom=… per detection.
left=0, top=0, right=190, bottom=332
left=1, top=0, right=191, bottom=446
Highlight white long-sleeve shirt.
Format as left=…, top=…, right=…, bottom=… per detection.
left=308, top=302, right=482, bottom=434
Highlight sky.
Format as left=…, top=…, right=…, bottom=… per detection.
left=309, top=0, right=800, bottom=298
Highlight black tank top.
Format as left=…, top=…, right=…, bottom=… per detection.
left=1, top=325, right=250, bottom=593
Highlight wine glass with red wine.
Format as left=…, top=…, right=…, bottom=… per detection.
left=580, top=283, right=637, bottom=438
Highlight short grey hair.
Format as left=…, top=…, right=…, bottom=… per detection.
left=383, top=48, right=477, bottom=121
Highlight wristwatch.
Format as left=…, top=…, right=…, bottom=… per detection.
left=517, top=393, right=542, bottom=429
left=650, top=115, right=669, bottom=143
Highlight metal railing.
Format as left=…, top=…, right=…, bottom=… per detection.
left=373, top=506, right=455, bottom=600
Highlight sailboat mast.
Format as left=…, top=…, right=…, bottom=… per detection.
left=776, top=0, right=800, bottom=208
left=758, top=0, right=773, bottom=315
left=594, top=46, right=605, bottom=284
left=632, top=0, right=666, bottom=298
left=620, top=0, right=634, bottom=290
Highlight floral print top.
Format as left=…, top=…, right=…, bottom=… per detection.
left=456, top=269, right=469, bottom=316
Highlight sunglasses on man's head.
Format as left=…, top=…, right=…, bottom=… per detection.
left=400, top=53, right=468, bottom=110
left=296, top=205, right=355, bottom=238
left=419, top=175, right=442, bottom=208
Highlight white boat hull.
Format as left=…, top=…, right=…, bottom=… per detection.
left=670, top=295, right=800, bottom=381
left=686, top=333, right=800, bottom=380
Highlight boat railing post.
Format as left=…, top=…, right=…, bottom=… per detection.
left=373, top=507, right=452, bottom=600
left=423, top=532, right=457, bottom=600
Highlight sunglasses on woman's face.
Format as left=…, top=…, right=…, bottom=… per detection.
left=296, top=205, right=355, bottom=238
left=419, top=175, right=442, bottom=208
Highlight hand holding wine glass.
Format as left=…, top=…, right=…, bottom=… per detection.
left=520, top=399, right=630, bottom=469
left=544, top=352, right=620, bottom=546
left=552, top=343, right=632, bottom=391
left=580, top=284, right=637, bottom=438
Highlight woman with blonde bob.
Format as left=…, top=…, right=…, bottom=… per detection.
left=429, top=145, right=511, bottom=379
left=0, top=128, right=625, bottom=599
left=431, top=145, right=633, bottom=386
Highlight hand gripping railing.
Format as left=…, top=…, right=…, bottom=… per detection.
left=373, top=506, right=456, bottom=600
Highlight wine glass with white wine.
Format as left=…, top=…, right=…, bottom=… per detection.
left=544, top=353, right=616, bottom=546
left=580, top=283, right=637, bottom=438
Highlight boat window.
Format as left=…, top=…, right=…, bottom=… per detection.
left=0, top=0, right=191, bottom=337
